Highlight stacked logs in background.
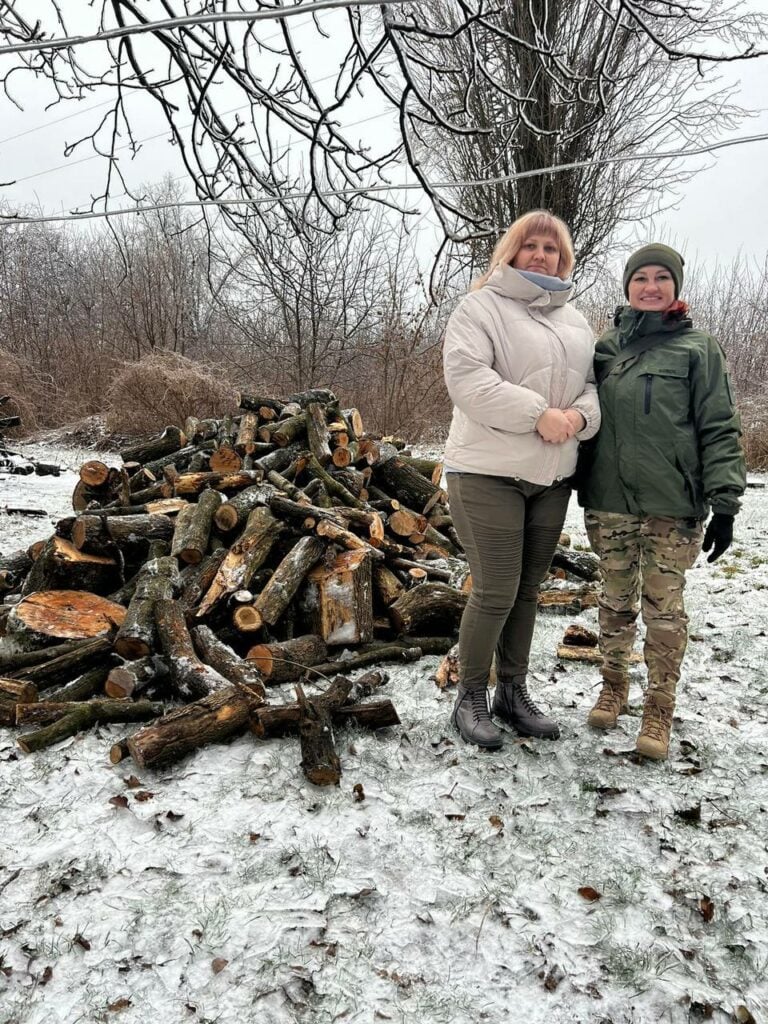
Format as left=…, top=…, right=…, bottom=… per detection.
left=0, top=395, right=60, bottom=478
left=0, top=387, right=598, bottom=784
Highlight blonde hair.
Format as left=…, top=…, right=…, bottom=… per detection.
left=471, top=210, right=575, bottom=291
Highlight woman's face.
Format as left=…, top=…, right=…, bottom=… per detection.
left=511, top=233, right=560, bottom=277
left=627, top=265, right=676, bottom=312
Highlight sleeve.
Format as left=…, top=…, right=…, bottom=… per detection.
left=569, top=361, right=601, bottom=441
left=691, top=336, right=747, bottom=515
left=442, top=297, right=548, bottom=434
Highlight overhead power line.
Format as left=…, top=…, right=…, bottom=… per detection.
left=3, top=130, right=768, bottom=226
left=0, top=0, right=410, bottom=56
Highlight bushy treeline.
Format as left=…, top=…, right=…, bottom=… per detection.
left=1, top=201, right=767, bottom=467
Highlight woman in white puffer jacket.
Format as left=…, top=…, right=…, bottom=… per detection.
left=444, top=210, right=600, bottom=749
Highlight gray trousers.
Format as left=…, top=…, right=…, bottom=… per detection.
left=447, top=473, right=570, bottom=690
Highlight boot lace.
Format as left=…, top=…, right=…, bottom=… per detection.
left=642, top=699, right=672, bottom=741
left=515, top=681, right=545, bottom=719
left=467, top=686, right=492, bottom=723
left=594, top=681, right=624, bottom=713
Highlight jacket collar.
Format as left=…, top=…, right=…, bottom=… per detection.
left=614, top=304, right=693, bottom=346
left=484, top=265, right=573, bottom=309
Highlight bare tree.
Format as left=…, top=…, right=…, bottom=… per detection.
left=0, top=0, right=765, bottom=266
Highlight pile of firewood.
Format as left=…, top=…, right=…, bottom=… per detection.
left=0, top=396, right=60, bottom=478
left=0, top=389, right=471, bottom=783
left=0, top=387, right=599, bottom=784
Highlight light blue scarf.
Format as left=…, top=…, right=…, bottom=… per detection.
left=516, top=268, right=572, bottom=292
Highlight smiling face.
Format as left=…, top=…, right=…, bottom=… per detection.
left=511, top=233, right=561, bottom=277
left=627, top=264, right=676, bottom=312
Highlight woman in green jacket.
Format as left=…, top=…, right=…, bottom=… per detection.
left=578, top=243, right=746, bottom=760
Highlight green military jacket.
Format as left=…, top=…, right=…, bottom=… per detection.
left=578, top=306, right=746, bottom=518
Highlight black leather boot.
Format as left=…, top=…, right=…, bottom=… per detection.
left=493, top=676, right=560, bottom=740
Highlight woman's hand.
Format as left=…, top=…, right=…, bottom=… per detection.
left=535, top=408, right=573, bottom=443
left=563, top=408, right=586, bottom=434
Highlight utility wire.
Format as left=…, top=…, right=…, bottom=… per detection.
left=0, top=0, right=409, bottom=56
left=3, top=130, right=768, bottom=226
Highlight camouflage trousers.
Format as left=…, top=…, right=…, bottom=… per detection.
left=584, top=511, right=704, bottom=697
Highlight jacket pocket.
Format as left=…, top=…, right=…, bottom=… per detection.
left=640, top=354, right=689, bottom=416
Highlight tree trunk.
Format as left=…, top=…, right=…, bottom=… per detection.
left=126, top=685, right=262, bottom=769
left=374, top=457, right=445, bottom=513
left=9, top=637, right=114, bottom=689
left=389, top=582, right=466, bottom=636
left=300, top=644, right=422, bottom=680
left=196, top=507, right=283, bottom=617
left=173, top=470, right=263, bottom=497
left=114, top=555, right=181, bottom=659
left=46, top=662, right=116, bottom=702
left=246, top=634, right=328, bottom=684
left=9, top=591, right=126, bottom=644
left=155, top=599, right=231, bottom=701
left=233, top=536, right=326, bottom=634
left=305, top=402, right=332, bottom=465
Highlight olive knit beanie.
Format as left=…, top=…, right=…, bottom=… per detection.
left=623, top=243, right=685, bottom=298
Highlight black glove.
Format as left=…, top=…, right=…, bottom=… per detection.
left=702, top=512, right=734, bottom=563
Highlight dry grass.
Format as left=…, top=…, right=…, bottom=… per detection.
left=104, top=351, right=239, bottom=437
left=0, top=348, right=60, bottom=434
left=740, top=397, right=768, bottom=472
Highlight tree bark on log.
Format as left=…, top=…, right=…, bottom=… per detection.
left=374, top=457, right=445, bottom=513
left=114, top=555, right=181, bottom=659
left=0, top=676, right=38, bottom=703
left=72, top=514, right=175, bottom=555
left=196, top=507, right=284, bottom=618
left=246, top=634, right=328, bottom=685
left=372, top=563, right=405, bottom=606
left=190, top=625, right=265, bottom=696
left=79, top=460, right=111, bottom=488
left=10, top=637, right=113, bottom=689
left=170, top=489, right=222, bottom=565
left=46, top=662, right=115, bottom=702
left=126, top=685, right=262, bottom=770
left=178, top=549, right=227, bottom=619
left=213, top=483, right=279, bottom=533
left=155, top=599, right=231, bottom=701
left=305, top=402, right=332, bottom=465
left=173, top=470, right=263, bottom=497
left=20, top=537, right=117, bottom=597
left=119, top=426, right=186, bottom=465
left=388, top=582, right=467, bottom=636
left=549, top=547, right=600, bottom=582
left=296, top=683, right=341, bottom=786
left=233, top=536, right=326, bottom=634
left=18, top=700, right=163, bottom=753
left=105, top=656, right=170, bottom=699
left=300, top=644, right=423, bottom=680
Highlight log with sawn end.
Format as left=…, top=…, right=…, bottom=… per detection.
left=190, top=625, right=265, bottom=696
left=214, top=483, right=279, bottom=533
left=233, top=536, right=326, bottom=634
left=195, top=506, right=284, bottom=617
left=374, top=456, right=445, bottom=513
left=155, top=599, right=231, bottom=702
left=296, top=682, right=342, bottom=786
left=0, top=676, right=37, bottom=704
left=20, top=537, right=117, bottom=597
left=246, top=634, right=328, bottom=685
left=9, top=591, right=126, bottom=646
left=114, top=555, right=181, bottom=660
left=119, top=426, right=186, bottom=466
left=388, top=582, right=467, bottom=636
left=105, top=656, right=170, bottom=699
left=126, top=684, right=263, bottom=770
left=10, top=636, right=114, bottom=689
left=303, top=548, right=374, bottom=646
left=173, top=470, right=263, bottom=497
left=170, top=488, right=222, bottom=565
left=305, top=402, right=332, bottom=465
left=72, top=514, right=175, bottom=556
left=46, top=662, right=116, bottom=702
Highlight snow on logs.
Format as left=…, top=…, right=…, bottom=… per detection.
left=0, top=390, right=598, bottom=780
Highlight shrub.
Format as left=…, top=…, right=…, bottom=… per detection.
left=104, top=351, right=239, bottom=436
left=0, top=348, right=59, bottom=434
left=740, top=397, right=768, bottom=472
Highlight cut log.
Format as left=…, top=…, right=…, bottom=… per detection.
left=342, top=408, right=364, bottom=438
left=237, top=394, right=284, bottom=416
left=235, top=412, right=259, bottom=455
left=119, top=426, right=186, bottom=465
left=9, top=591, right=126, bottom=644
left=372, top=563, right=405, bottom=606
left=209, top=445, right=242, bottom=474
left=46, top=662, right=115, bottom=702
left=389, top=582, right=466, bottom=636
left=72, top=514, right=175, bottom=555
left=18, top=699, right=163, bottom=753
left=173, top=470, right=262, bottom=497
left=79, top=460, right=111, bottom=488
left=20, top=537, right=117, bottom=597
left=389, top=557, right=452, bottom=583
left=246, top=634, right=328, bottom=685
left=537, top=584, right=599, bottom=612
left=155, top=599, right=230, bottom=701
left=303, top=454, right=365, bottom=508
left=171, top=488, right=222, bottom=565
left=105, top=656, right=170, bottom=699
left=196, top=506, right=284, bottom=618
left=302, top=548, right=374, bottom=646
left=265, top=413, right=307, bottom=448
left=234, top=536, right=325, bottom=634
left=296, top=683, right=341, bottom=786
left=178, top=548, right=227, bottom=618
left=190, top=625, right=265, bottom=696
left=300, top=644, right=422, bottom=680
left=126, top=685, right=262, bottom=770
left=213, top=483, right=279, bottom=533
left=549, top=547, right=599, bottom=581
left=305, top=402, right=332, bottom=465
left=0, top=676, right=38, bottom=704
left=315, top=520, right=384, bottom=563
left=114, top=555, right=181, bottom=660
left=563, top=624, right=599, bottom=647
left=375, top=456, right=445, bottom=512
left=10, top=637, right=113, bottom=688
left=556, top=645, right=643, bottom=664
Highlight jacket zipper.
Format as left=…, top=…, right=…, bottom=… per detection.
left=644, top=375, right=653, bottom=414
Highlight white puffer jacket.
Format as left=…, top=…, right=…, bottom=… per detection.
left=443, top=265, right=600, bottom=485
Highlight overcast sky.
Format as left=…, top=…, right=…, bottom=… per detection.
left=1, top=12, right=766, bottom=274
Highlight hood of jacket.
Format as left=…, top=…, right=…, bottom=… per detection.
left=483, top=265, right=573, bottom=310
left=613, top=304, right=694, bottom=347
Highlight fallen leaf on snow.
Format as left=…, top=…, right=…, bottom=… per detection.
left=489, top=815, right=504, bottom=829
left=107, top=998, right=131, bottom=1012
left=674, top=803, right=702, bottom=824
left=211, top=957, right=228, bottom=974
left=734, top=1007, right=756, bottom=1024
left=577, top=887, right=602, bottom=902
left=698, top=896, right=715, bottom=922
left=123, top=775, right=142, bottom=788
left=165, top=810, right=184, bottom=822
left=134, top=790, right=155, bottom=802
left=73, top=933, right=91, bottom=951
left=352, top=782, right=365, bottom=802
left=108, top=795, right=129, bottom=809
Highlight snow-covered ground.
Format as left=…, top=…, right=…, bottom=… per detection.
left=1, top=443, right=767, bottom=1024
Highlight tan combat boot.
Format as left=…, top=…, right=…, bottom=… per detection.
left=635, top=691, right=675, bottom=760
left=586, top=671, right=630, bottom=730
